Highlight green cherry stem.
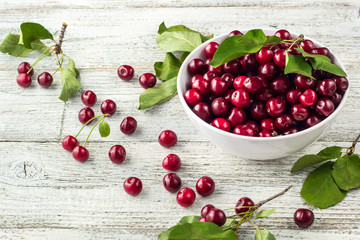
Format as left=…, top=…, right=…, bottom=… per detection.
left=248, top=220, right=261, bottom=236
left=83, top=116, right=104, bottom=147
left=28, top=45, right=55, bottom=74
left=74, top=114, right=107, bottom=138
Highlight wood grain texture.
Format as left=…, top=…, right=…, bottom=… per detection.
left=0, top=0, right=360, bottom=239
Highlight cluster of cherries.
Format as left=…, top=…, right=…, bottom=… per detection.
left=16, top=62, right=53, bottom=88
left=184, top=29, right=349, bottom=137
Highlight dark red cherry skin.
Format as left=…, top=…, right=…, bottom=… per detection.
left=291, top=104, right=310, bottom=121
left=283, top=127, right=299, bottom=135
left=245, top=120, right=260, bottom=134
left=233, top=76, right=247, bottom=89
left=120, top=116, right=137, bottom=135
left=243, top=76, right=262, bottom=94
left=315, top=98, right=335, bottom=117
left=223, top=59, right=241, bottom=75
left=184, top=89, right=202, bottom=107
left=228, top=30, right=243, bottom=37
left=256, top=88, right=274, bottom=102
left=256, top=47, right=274, bottom=64
left=301, top=40, right=316, bottom=52
left=17, top=73, right=32, bottom=87
left=205, top=208, right=226, bottom=227
left=37, top=72, right=53, bottom=88
left=275, top=114, right=292, bottom=131
left=18, top=62, right=34, bottom=76
left=294, top=208, right=314, bottom=228
left=275, top=29, right=292, bottom=40
left=101, top=99, right=117, bottom=116
left=266, top=98, right=285, bottom=117
left=221, top=73, right=235, bottom=86
left=78, top=107, right=95, bottom=124
left=258, top=62, right=278, bottom=80
left=158, top=130, right=177, bottom=148
left=310, top=47, right=331, bottom=58
left=62, top=135, right=79, bottom=151
left=235, top=197, right=254, bottom=214
left=204, top=42, right=219, bottom=58
left=212, top=118, right=231, bottom=132
left=300, top=89, right=318, bottom=107
left=250, top=102, right=268, bottom=121
left=198, top=217, right=206, bottom=222
left=260, top=118, right=276, bottom=131
left=286, top=89, right=302, bottom=104
left=331, top=92, right=342, bottom=105
left=139, top=73, right=156, bottom=89
left=210, top=77, right=228, bottom=96
left=294, top=74, right=315, bottom=90
left=207, top=63, right=224, bottom=76
left=109, top=145, right=126, bottom=164
left=193, top=102, right=212, bottom=122
left=176, top=187, right=196, bottom=207
left=273, top=49, right=286, bottom=68
left=256, top=75, right=269, bottom=88
left=163, top=173, right=182, bottom=193
left=318, top=79, right=337, bottom=97
left=271, top=77, right=291, bottom=95
left=81, top=90, right=97, bottom=107
left=211, top=97, right=229, bottom=117
left=258, top=129, right=273, bottom=137
left=231, top=89, right=250, bottom=108
left=162, top=154, right=181, bottom=171
left=224, top=89, right=235, bottom=103
left=305, top=114, right=323, bottom=128
left=188, top=58, right=207, bottom=75
left=243, top=53, right=259, bottom=72
left=190, top=74, right=203, bottom=87
left=227, top=107, right=246, bottom=127
left=233, top=125, right=256, bottom=137
left=123, top=177, right=142, bottom=196
left=72, top=146, right=89, bottom=162
left=203, top=71, right=218, bottom=81
left=196, top=176, right=215, bottom=197
left=333, top=77, right=348, bottom=92
left=192, top=77, right=210, bottom=96
left=117, top=65, right=134, bottom=81
left=201, top=204, right=215, bottom=218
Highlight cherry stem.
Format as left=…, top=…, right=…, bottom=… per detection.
left=248, top=219, right=261, bottom=236
left=83, top=116, right=104, bottom=147
left=255, top=185, right=292, bottom=208
left=55, top=22, right=67, bottom=55
left=74, top=114, right=106, bottom=138
left=347, top=133, right=360, bottom=155
left=28, top=45, right=55, bottom=74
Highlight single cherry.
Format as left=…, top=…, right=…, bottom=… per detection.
left=210, top=77, right=228, bottom=96
left=275, top=114, right=292, bottom=131
left=258, top=62, right=278, bottom=80
left=196, top=176, right=215, bottom=197
left=139, top=73, right=156, bottom=89
left=62, top=135, right=79, bottom=151
left=223, top=59, right=241, bottom=75
left=273, top=49, right=286, bottom=68
left=163, top=173, right=182, bottom=193
left=78, top=107, right=95, bottom=124
left=162, top=154, right=181, bottom=171
left=227, top=107, right=246, bottom=127
left=176, top=187, right=196, bottom=207
left=291, top=104, right=309, bottom=121
left=243, top=76, right=262, bottom=94
left=300, top=39, right=316, bottom=52
left=18, top=62, right=34, bottom=76
left=124, top=177, right=142, bottom=196
left=233, top=125, right=256, bottom=136
left=233, top=75, right=247, bottom=89
left=192, top=77, right=210, bottom=96
left=204, top=42, right=219, bottom=58
left=188, top=58, right=207, bottom=74
left=100, top=99, right=117, bottom=116
left=260, top=118, right=276, bottom=131
left=212, top=118, right=231, bottom=132
left=81, top=90, right=97, bottom=107
left=275, top=29, right=292, bottom=40
left=203, top=71, right=218, bottom=81
left=294, top=74, right=315, bottom=90
left=37, top=72, right=53, bottom=88
left=72, top=146, right=89, bottom=162
left=286, top=89, right=302, bottom=104
left=211, top=97, right=229, bottom=117
left=256, top=47, right=274, bottom=64
left=315, top=98, right=335, bottom=117
left=108, top=145, right=126, bottom=164
left=205, top=208, right=226, bottom=226
left=117, top=65, right=134, bottom=81
left=250, top=102, right=268, bottom=121
left=333, top=77, right=348, bottom=92
left=228, top=30, right=243, bottom=36
left=258, top=129, right=273, bottom=137
left=300, top=89, right=318, bottom=107
left=266, top=98, right=285, bottom=117
left=184, top=89, right=202, bottom=107
left=305, top=114, right=323, bottom=128
left=294, top=208, right=314, bottom=228
left=231, top=89, right=250, bottom=108
left=16, top=73, right=32, bottom=88
left=201, top=204, right=215, bottom=217
left=158, top=130, right=177, bottom=148
left=120, top=116, right=137, bottom=135
left=318, top=79, right=337, bottom=97
left=193, top=102, right=211, bottom=122
left=235, top=197, right=254, bottom=214
left=271, top=77, right=291, bottom=95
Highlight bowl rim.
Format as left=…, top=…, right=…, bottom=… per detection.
left=177, top=28, right=349, bottom=141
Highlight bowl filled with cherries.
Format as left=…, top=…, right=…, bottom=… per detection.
left=177, top=29, right=349, bottom=159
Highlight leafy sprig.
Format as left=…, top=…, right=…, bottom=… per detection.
left=158, top=186, right=292, bottom=240
left=291, top=134, right=360, bottom=209
left=0, top=22, right=81, bottom=102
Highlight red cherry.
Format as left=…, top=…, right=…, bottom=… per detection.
left=62, top=135, right=79, bottom=151
left=196, top=176, right=215, bottom=197
left=124, top=177, right=142, bottom=196
left=176, top=187, right=196, bottom=207
left=300, top=89, right=318, bottom=107
left=212, top=118, right=231, bottom=132
left=72, top=146, right=89, bottom=162
left=162, top=154, right=181, bottom=171
left=158, top=130, right=177, bottom=148
left=109, top=145, right=126, bottom=164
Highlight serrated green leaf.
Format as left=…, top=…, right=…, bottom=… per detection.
left=138, top=77, right=177, bottom=110
left=317, top=146, right=343, bottom=159
left=59, top=65, right=82, bottom=102
left=332, top=154, right=360, bottom=191
left=156, top=31, right=202, bottom=53
left=297, top=48, right=347, bottom=77
left=157, top=22, right=213, bottom=43
left=0, top=33, right=49, bottom=57
left=254, top=228, right=276, bottom=240
left=291, top=155, right=327, bottom=173
left=19, top=22, right=53, bottom=49
left=284, top=53, right=313, bottom=79
left=301, top=161, right=347, bottom=209
left=99, top=121, right=110, bottom=137
left=255, top=209, right=276, bottom=219
left=154, top=53, right=181, bottom=81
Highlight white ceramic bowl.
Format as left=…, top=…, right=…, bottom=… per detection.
left=177, top=29, right=348, bottom=160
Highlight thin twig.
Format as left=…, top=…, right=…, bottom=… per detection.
left=55, top=22, right=68, bottom=54
left=347, top=133, right=360, bottom=155
left=255, top=185, right=292, bottom=208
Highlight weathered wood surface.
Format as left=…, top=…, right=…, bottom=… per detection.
left=1, top=0, right=360, bottom=239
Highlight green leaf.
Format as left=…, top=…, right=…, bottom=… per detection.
left=156, top=31, right=202, bottom=53
left=0, top=33, right=49, bottom=57
left=254, top=228, right=276, bottom=240
left=284, top=53, right=313, bottom=79
left=19, top=22, right=54, bottom=49
left=154, top=53, right=181, bottom=81
left=301, top=161, right=347, bottom=209
left=332, top=154, right=360, bottom=191
left=317, top=146, right=343, bottom=159
left=167, top=222, right=238, bottom=240
left=99, top=121, right=110, bottom=137
left=178, top=216, right=201, bottom=224
left=179, top=52, right=190, bottom=63
left=210, top=29, right=282, bottom=67
left=157, top=22, right=213, bottom=43
left=297, top=48, right=347, bottom=77
left=291, top=155, right=327, bottom=173
left=138, top=77, right=177, bottom=110
left=255, top=209, right=276, bottom=219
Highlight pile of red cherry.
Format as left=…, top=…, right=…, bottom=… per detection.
left=184, top=29, right=349, bottom=137
left=16, top=62, right=53, bottom=88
